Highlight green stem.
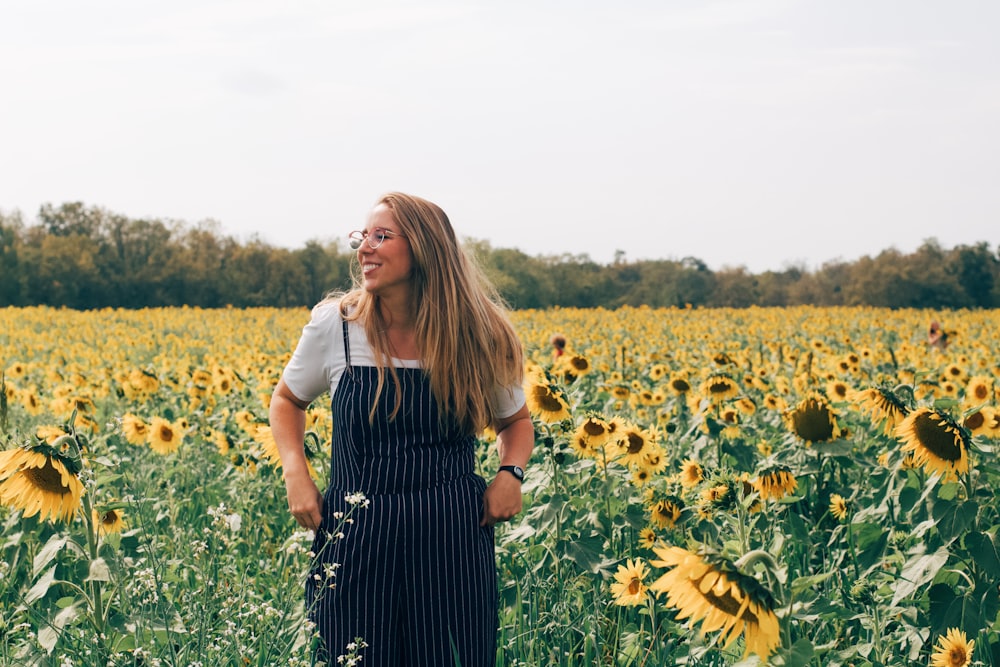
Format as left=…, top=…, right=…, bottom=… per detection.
left=846, top=519, right=860, bottom=581
left=79, top=491, right=106, bottom=635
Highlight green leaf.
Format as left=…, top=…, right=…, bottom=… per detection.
left=39, top=602, right=83, bottom=654
left=85, top=557, right=111, bottom=582
left=25, top=564, right=57, bottom=604
left=891, top=546, right=949, bottom=606
left=772, top=638, right=815, bottom=667
left=851, top=522, right=889, bottom=571
left=33, top=534, right=70, bottom=575
left=937, top=482, right=961, bottom=501
left=558, top=531, right=607, bottom=574
left=789, top=571, right=836, bottom=599
left=810, top=439, right=854, bottom=457
left=933, top=499, right=978, bottom=542
left=964, top=531, right=1000, bottom=580
left=37, top=627, right=59, bottom=655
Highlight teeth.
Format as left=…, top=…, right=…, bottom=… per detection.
left=363, top=263, right=378, bottom=271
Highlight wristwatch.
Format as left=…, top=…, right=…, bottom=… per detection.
left=498, top=465, right=525, bottom=482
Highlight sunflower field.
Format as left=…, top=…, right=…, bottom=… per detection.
left=1, top=304, right=998, bottom=667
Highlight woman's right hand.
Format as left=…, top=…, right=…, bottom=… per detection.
left=285, top=472, right=323, bottom=531
left=269, top=378, right=323, bottom=531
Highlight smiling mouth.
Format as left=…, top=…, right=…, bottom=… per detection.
left=363, top=263, right=379, bottom=273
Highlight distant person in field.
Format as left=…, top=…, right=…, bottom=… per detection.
left=927, top=320, right=950, bottom=351
left=551, top=333, right=567, bottom=359
left=269, top=192, right=533, bottom=667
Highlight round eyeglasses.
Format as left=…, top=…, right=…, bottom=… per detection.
left=348, top=227, right=405, bottom=250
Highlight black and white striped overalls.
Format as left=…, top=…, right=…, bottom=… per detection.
left=307, top=320, right=497, bottom=666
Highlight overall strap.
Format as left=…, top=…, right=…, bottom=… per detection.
left=341, top=319, right=352, bottom=369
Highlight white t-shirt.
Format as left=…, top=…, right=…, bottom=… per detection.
left=282, top=300, right=526, bottom=420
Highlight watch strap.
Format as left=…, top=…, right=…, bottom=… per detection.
left=498, top=465, right=524, bottom=481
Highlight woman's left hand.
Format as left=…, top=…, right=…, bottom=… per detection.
left=480, top=473, right=523, bottom=526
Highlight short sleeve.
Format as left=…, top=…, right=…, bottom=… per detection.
left=492, top=382, right=526, bottom=420
left=281, top=301, right=344, bottom=403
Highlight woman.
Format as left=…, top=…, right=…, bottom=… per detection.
left=269, top=192, right=533, bottom=666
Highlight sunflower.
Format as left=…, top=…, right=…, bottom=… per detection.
left=636, top=389, right=658, bottom=407
left=252, top=424, right=282, bottom=467
left=610, top=558, right=650, bottom=607
left=700, top=484, right=730, bottom=507
left=762, top=394, right=787, bottom=412
left=964, top=376, right=994, bottom=407
left=19, top=388, right=44, bottom=416
left=524, top=378, right=571, bottom=423
left=734, top=397, right=757, bottom=416
left=614, top=424, right=661, bottom=468
left=931, top=627, right=975, bottom=667
left=669, top=375, right=692, bottom=395
left=610, top=385, right=631, bottom=400
left=93, top=507, right=126, bottom=536
left=564, top=354, right=592, bottom=376
left=209, top=429, right=232, bottom=455
left=785, top=393, right=842, bottom=443
left=942, top=364, right=966, bottom=384
left=640, top=449, right=669, bottom=476
left=753, top=466, right=798, bottom=501
left=631, top=468, right=653, bottom=486
left=964, top=407, right=996, bottom=438
left=852, top=387, right=909, bottom=437
left=895, top=408, right=970, bottom=480
left=700, top=374, right=740, bottom=405
left=829, top=493, right=849, bottom=521
left=637, top=527, right=658, bottom=549
left=649, top=364, right=669, bottom=382
left=648, top=546, right=780, bottom=660
left=234, top=410, right=258, bottom=434
left=5, top=361, right=28, bottom=378
left=0, top=447, right=85, bottom=522
left=568, top=431, right=599, bottom=459
left=147, top=416, right=183, bottom=455
left=649, top=496, right=684, bottom=529
left=825, top=380, right=851, bottom=402
left=120, top=413, right=150, bottom=446
left=679, top=459, right=704, bottom=488
left=191, top=369, right=213, bottom=387
left=36, top=425, right=68, bottom=444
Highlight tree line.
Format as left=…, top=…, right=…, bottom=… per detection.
left=1, top=202, right=997, bottom=310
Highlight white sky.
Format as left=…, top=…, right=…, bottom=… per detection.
left=1, top=0, right=998, bottom=273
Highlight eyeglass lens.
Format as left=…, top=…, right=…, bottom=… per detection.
left=349, top=229, right=389, bottom=250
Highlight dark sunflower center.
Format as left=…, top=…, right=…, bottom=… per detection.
left=583, top=421, right=607, bottom=437
left=23, top=458, right=71, bottom=495
left=974, top=385, right=989, bottom=400
left=628, top=578, right=641, bottom=595
left=100, top=510, right=120, bottom=525
left=914, top=413, right=963, bottom=462
left=536, top=392, right=565, bottom=413
left=708, top=380, right=733, bottom=395
left=965, top=411, right=985, bottom=430
left=792, top=401, right=835, bottom=441
left=672, top=379, right=691, bottom=392
left=157, top=425, right=175, bottom=441
left=626, top=433, right=645, bottom=454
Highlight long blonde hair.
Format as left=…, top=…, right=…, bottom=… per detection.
left=334, top=192, right=523, bottom=434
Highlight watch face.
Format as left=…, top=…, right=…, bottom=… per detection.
left=502, top=465, right=524, bottom=480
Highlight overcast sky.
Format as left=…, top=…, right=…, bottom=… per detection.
left=2, top=1, right=998, bottom=273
